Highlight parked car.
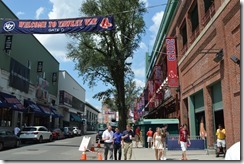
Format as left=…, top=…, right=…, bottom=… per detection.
left=72, top=127, right=81, bottom=136
left=0, top=130, right=21, bottom=151
left=96, top=129, right=105, bottom=143
left=62, top=127, right=74, bottom=138
left=19, top=126, right=53, bottom=143
left=51, top=128, right=65, bottom=140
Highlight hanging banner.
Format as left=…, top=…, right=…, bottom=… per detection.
left=166, top=37, right=179, bottom=87
left=154, top=65, right=162, bottom=80
left=1, top=16, right=115, bottom=34
left=147, top=80, right=154, bottom=101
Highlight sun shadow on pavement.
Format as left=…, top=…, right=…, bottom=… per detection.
left=45, top=144, right=79, bottom=147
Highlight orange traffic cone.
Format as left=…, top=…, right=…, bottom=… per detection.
left=80, top=151, right=87, bottom=160
left=97, top=152, right=103, bottom=160
left=90, top=144, right=95, bottom=152
left=97, top=139, right=101, bottom=148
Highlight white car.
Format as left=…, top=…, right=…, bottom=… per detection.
left=19, top=126, right=53, bottom=143
left=72, top=127, right=81, bottom=136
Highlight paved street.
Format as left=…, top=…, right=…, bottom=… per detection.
left=0, top=131, right=224, bottom=161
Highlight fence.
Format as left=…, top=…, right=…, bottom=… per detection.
left=167, top=135, right=206, bottom=150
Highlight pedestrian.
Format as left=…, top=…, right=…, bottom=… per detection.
left=135, top=126, right=140, bottom=148
left=14, top=124, right=21, bottom=136
left=161, top=124, right=169, bottom=160
left=153, top=127, right=164, bottom=160
left=102, top=125, right=114, bottom=160
left=146, top=128, right=153, bottom=149
left=113, top=127, right=122, bottom=160
left=225, top=141, right=240, bottom=160
left=122, top=124, right=134, bottom=160
left=178, top=124, right=190, bottom=160
left=216, top=124, right=226, bottom=157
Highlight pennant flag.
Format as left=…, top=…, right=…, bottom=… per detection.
left=1, top=16, right=115, bottom=34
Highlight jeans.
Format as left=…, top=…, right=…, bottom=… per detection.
left=113, top=143, right=122, bottom=160
left=104, top=142, right=113, bottom=160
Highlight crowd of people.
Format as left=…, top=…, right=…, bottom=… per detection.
left=101, top=123, right=239, bottom=160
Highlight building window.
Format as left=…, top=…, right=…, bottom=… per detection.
left=0, top=108, right=13, bottom=127
left=180, top=22, right=187, bottom=46
left=190, top=3, right=199, bottom=32
left=204, top=0, right=214, bottom=13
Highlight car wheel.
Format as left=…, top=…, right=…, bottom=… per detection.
left=49, top=135, right=53, bottom=142
left=15, top=140, right=20, bottom=147
left=39, top=136, right=43, bottom=143
left=0, top=142, right=3, bottom=151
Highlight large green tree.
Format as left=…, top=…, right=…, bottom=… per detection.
left=67, top=0, right=146, bottom=130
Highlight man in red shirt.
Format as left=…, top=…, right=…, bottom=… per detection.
left=135, top=127, right=141, bottom=148
left=178, top=124, right=190, bottom=160
left=146, top=128, right=153, bottom=148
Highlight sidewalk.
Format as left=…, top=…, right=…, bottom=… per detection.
left=85, top=142, right=225, bottom=161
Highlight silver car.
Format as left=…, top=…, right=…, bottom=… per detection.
left=19, top=126, right=53, bottom=143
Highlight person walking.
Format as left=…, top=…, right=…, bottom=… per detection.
left=153, top=127, right=164, bottom=160
left=135, top=126, right=140, bottom=148
left=161, top=124, right=168, bottom=160
left=178, top=124, right=190, bottom=160
left=102, top=125, right=114, bottom=160
left=113, top=127, right=122, bottom=160
left=216, top=124, right=226, bottom=157
left=146, top=128, right=153, bottom=149
left=122, top=125, right=134, bottom=160
left=14, top=124, right=21, bottom=136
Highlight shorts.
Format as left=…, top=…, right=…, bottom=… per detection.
left=217, top=139, right=226, bottom=147
left=180, top=141, right=187, bottom=151
left=147, top=137, right=152, bottom=142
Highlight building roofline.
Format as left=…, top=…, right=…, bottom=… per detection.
left=85, top=102, right=100, bottom=113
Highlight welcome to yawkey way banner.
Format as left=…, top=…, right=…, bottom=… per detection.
left=0, top=16, right=115, bottom=34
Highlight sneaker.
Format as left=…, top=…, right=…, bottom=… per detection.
left=160, top=157, right=163, bottom=160
left=163, top=157, right=167, bottom=160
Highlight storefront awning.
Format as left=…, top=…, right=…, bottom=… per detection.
left=50, top=107, right=63, bottom=118
left=37, top=104, right=53, bottom=116
left=70, top=113, right=82, bottom=122
left=0, top=92, right=25, bottom=112
left=24, top=99, right=45, bottom=115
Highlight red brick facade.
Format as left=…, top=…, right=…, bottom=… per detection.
left=166, top=0, right=240, bottom=149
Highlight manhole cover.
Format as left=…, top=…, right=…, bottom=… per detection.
left=27, top=149, right=39, bottom=151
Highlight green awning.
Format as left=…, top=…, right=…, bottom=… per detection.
left=70, top=113, right=82, bottom=122
left=137, top=119, right=179, bottom=125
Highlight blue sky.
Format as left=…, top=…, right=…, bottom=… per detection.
left=2, top=0, right=167, bottom=111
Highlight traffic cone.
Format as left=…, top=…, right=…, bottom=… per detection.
left=97, top=139, right=101, bottom=148
left=97, top=152, right=103, bottom=160
left=80, top=151, right=87, bottom=160
left=90, top=144, right=95, bottom=152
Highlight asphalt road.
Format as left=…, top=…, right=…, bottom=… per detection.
left=0, top=132, right=97, bottom=161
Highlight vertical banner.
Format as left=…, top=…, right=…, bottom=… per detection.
left=166, top=37, right=179, bottom=87
left=147, top=80, right=154, bottom=101
left=4, top=35, right=13, bottom=52
left=154, top=65, right=162, bottom=80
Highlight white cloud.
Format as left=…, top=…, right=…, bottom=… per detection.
left=34, top=0, right=85, bottom=63
left=139, top=42, right=147, bottom=50
left=35, top=7, right=45, bottom=19
left=149, top=11, right=164, bottom=45
left=16, top=11, right=24, bottom=17
left=133, top=68, right=145, bottom=78
left=139, top=0, right=149, bottom=7
left=135, top=79, right=145, bottom=88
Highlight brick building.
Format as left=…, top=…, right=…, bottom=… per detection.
left=168, top=0, right=240, bottom=149
left=141, top=0, right=240, bottom=150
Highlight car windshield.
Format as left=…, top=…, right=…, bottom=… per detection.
left=0, top=131, right=6, bottom=135
left=22, top=128, right=37, bottom=131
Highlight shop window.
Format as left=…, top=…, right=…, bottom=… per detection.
left=0, top=108, right=13, bottom=127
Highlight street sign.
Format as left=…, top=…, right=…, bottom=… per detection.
left=79, top=136, right=91, bottom=152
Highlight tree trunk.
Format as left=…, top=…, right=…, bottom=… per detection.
left=115, top=69, right=127, bottom=131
